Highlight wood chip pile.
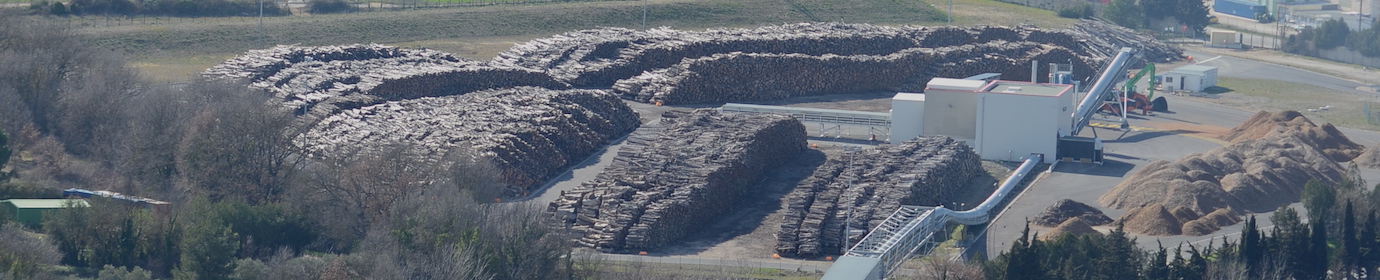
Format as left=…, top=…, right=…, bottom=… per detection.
left=202, top=44, right=568, bottom=123
left=1039, top=217, right=1100, bottom=240
left=1223, top=110, right=1364, bottom=162
left=1353, top=144, right=1380, bottom=169
left=548, top=109, right=808, bottom=252
left=1100, top=112, right=1351, bottom=236
left=1031, top=199, right=1113, bottom=227
left=297, top=87, right=639, bottom=194
left=773, top=136, right=982, bottom=257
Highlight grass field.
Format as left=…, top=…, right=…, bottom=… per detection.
left=1196, top=77, right=1380, bottom=131
left=50, top=0, right=1076, bottom=82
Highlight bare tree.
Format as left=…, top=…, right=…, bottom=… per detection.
left=914, top=257, right=986, bottom=280
left=175, top=81, right=304, bottom=203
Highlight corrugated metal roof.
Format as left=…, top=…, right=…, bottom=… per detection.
left=2, top=199, right=89, bottom=209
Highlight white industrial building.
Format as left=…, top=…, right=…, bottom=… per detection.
left=890, top=78, right=1074, bottom=163
left=1160, top=65, right=1219, bottom=92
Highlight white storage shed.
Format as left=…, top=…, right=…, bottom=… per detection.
left=1161, top=65, right=1218, bottom=92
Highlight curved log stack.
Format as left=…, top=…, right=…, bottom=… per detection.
left=774, top=136, right=983, bottom=257
left=548, top=109, right=808, bottom=252
left=297, top=87, right=640, bottom=194
left=203, top=44, right=568, bottom=124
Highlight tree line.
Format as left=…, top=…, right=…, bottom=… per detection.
left=1284, top=18, right=1380, bottom=58
left=981, top=165, right=1380, bottom=280
left=0, top=12, right=586, bottom=280
left=1071, top=0, right=1210, bottom=34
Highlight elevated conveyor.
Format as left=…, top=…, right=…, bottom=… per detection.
left=822, top=154, right=1044, bottom=280
left=1071, top=48, right=1137, bottom=135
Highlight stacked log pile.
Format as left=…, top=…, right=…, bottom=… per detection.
left=202, top=44, right=568, bottom=123
left=493, top=23, right=924, bottom=87
left=548, top=109, right=808, bottom=252
left=1069, top=18, right=1183, bottom=62
left=297, top=87, right=639, bottom=194
left=614, top=42, right=1094, bottom=105
left=493, top=21, right=1179, bottom=93
left=774, top=136, right=982, bottom=257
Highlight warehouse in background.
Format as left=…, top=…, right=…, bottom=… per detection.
left=890, top=78, right=1074, bottom=163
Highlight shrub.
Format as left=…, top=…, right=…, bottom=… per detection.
left=307, top=0, right=354, bottom=14
left=1057, top=4, right=1094, bottom=19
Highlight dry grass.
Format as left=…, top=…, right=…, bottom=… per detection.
left=1191, top=77, right=1380, bottom=131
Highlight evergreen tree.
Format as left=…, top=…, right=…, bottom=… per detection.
left=1097, top=224, right=1143, bottom=279
left=1303, top=180, right=1336, bottom=222
left=1006, top=222, right=1044, bottom=280
left=1306, top=218, right=1330, bottom=279
left=1174, top=0, right=1210, bottom=35
left=1143, top=242, right=1170, bottom=280
left=1240, top=216, right=1262, bottom=277
left=173, top=217, right=238, bottom=280
left=1340, top=201, right=1358, bottom=271
left=0, top=129, right=9, bottom=179
left=1103, top=0, right=1147, bottom=29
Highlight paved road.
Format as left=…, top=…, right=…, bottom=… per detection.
left=985, top=52, right=1380, bottom=258
left=1184, top=49, right=1372, bottom=95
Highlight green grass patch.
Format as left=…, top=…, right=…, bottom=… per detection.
left=1205, top=77, right=1380, bottom=131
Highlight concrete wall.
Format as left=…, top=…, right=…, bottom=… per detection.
left=976, top=93, right=1059, bottom=163
left=924, top=90, right=978, bottom=141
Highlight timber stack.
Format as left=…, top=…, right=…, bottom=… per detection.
left=549, top=109, right=808, bottom=252
left=202, top=44, right=567, bottom=124
left=297, top=87, right=640, bottom=195
left=774, top=136, right=983, bottom=257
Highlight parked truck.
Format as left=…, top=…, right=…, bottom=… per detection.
left=1214, top=0, right=1271, bottom=22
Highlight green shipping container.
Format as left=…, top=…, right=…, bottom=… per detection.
left=1, top=199, right=89, bottom=229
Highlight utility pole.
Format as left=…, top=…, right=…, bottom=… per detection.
left=948, top=0, right=953, bottom=26
left=642, top=0, right=648, bottom=30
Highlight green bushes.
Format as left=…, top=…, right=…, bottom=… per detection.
left=307, top=0, right=356, bottom=14
left=1056, top=4, right=1093, bottom=19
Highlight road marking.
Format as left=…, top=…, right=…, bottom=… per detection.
left=1195, top=55, right=1223, bottom=64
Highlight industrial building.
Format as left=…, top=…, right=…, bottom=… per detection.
left=1160, top=65, right=1219, bottom=92
left=890, top=78, right=1074, bottom=163
left=1, top=199, right=88, bottom=229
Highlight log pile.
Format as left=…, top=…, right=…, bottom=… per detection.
left=548, top=109, right=808, bottom=252
left=297, top=87, right=639, bottom=194
left=493, top=23, right=924, bottom=87
left=774, top=136, right=982, bottom=257
left=202, top=44, right=568, bottom=123
left=494, top=21, right=1180, bottom=92
left=613, top=42, right=1094, bottom=105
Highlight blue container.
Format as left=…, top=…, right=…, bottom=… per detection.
left=1214, top=0, right=1267, bottom=20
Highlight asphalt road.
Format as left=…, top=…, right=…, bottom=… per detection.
left=1185, top=49, right=1371, bottom=94
left=985, top=52, right=1380, bottom=258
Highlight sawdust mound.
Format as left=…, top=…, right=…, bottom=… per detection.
left=1120, top=204, right=1181, bottom=236
left=1041, top=217, right=1100, bottom=240
left=1032, top=199, right=1114, bottom=227
left=1353, top=143, right=1380, bottom=169
left=1224, top=111, right=1364, bottom=162
left=1100, top=111, right=1351, bottom=236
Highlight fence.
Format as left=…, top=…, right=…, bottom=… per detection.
left=1319, top=47, right=1380, bottom=69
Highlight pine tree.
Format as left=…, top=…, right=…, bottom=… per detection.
left=1340, top=201, right=1358, bottom=271
left=1240, top=216, right=1262, bottom=277
left=1306, top=218, right=1330, bottom=279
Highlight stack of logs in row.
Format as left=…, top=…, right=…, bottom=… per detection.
left=202, top=44, right=569, bottom=124
left=494, top=21, right=1180, bottom=90
left=775, top=136, right=983, bottom=257
left=297, top=87, right=640, bottom=195
left=613, top=41, right=1095, bottom=105
left=548, top=109, right=808, bottom=252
